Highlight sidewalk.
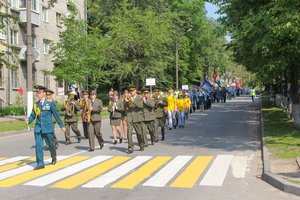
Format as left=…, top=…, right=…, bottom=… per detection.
left=260, top=100, right=300, bottom=196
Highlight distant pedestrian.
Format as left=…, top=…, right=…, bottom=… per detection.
left=250, top=88, right=256, bottom=102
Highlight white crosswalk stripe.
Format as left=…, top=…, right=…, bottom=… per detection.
left=0, top=154, right=250, bottom=189
left=199, top=155, right=233, bottom=186
left=24, top=156, right=112, bottom=186
left=0, top=156, right=69, bottom=181
left=0, top=156, right=30, bottom=166
left=82, top=156, right=152, bottom=188
left=230, top=156, right=248, bottom=179
left=143, top=156, right=193, bottom=187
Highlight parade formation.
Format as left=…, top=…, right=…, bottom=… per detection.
left=24, top=82, right=243, bottom=170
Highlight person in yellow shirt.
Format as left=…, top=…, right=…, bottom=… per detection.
left=183, top=91, right=191, bottom=125
left=167, top=88, right=177, bottom=130
left=176, top=93, right=186, bottom=128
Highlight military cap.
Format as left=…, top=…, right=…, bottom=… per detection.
left=141, top=87, right=150, bottom=93
left=34, top=85, right=47, bottom=92
left=81, top=90, right=89, bottom=95
left=153, top=86, right=161, bottom=91
left=128, top=84, right=137, bottom=91
left=90, top=90, right=97, bottom=95
left=45, top=89, right=54, bottom=95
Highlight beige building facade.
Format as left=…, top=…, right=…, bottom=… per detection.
left=0, top=0, right=85, bottom=107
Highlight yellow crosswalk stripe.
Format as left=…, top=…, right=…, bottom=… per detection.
left=111, top=156, right=172, bottom=189
left=0, top=157, right=5, bottom=160
left=51, top=156, right=130, bottom=189
left=170, top=156, right=212, bottom=188
left=0, top=157, right=37, bottom=173
left=0, top=156, right=89, bottom=187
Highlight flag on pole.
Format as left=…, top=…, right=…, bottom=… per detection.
left=17, top=87, right=24, bottom=95
left=214, top=72, right=223, bottom=87
left=201, top=80, right=213, bottom=93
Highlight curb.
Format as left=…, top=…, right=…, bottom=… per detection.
left=260, top=98, right=300, bottom=196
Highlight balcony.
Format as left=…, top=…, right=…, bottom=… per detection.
left=19, top=9, right=40, bottom=27
left=19, top=45, right=40, bottom=62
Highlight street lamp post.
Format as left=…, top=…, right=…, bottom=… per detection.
left=26, top=0, right=33, bottom=117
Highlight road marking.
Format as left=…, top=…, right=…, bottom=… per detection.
left=0, top=156, right=30, bottom=166
left=170, top=156, right=212, bottom=188
left=0, top=157, right=5, bottom=160
left=143, top=156, right=193, bottom=187
left=24, top=156, right=112, bottom=186
left=111, top=156, right=171, bottom=189
left=0, top=157, right=37, bottom=172
left=230, top=156, right=248, bottom=179
left=52, top=156, right=130, bottom=189
left=82, top=156, right=152, bottom=188
left=0, top=156, right=88, bottom=187
left=0, top=156, right=68, bottom=181
left=199, top=155, right=233, bottom=186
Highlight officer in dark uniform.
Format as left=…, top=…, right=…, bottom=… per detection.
left=142, top=87, right=156, bottom=145
left=25, top=85, right=65, bottom=170
left=153, top=86, right=168, bottom=141
left=124, top=85, right=145, bottom=154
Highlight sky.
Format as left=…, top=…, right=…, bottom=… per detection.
left=205, top=2, right=222, bottom=20
left=205, top=2, right=231, bottom=42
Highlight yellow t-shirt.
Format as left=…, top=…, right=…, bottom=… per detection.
left=176, top=98, right=185, bottom=111
left=184, top=97, right=191, bottom=108
left=167, top=95, right=176, bottom=110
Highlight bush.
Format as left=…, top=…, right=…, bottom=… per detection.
left=0, top=106, right=25, bottom=117
left=98, top=92, right=109, bottom=106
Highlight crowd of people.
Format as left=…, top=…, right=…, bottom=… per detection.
left=24, top=83, right=236, bottom=170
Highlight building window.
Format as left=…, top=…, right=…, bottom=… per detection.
left=12, top=69, right=18, bottom=89
left=0, top=63, right=3, bottom=87
left=56, top=13, right=62, bottom=27
left=32, top=0, right=38, bottom=11
left=32, top=35, right=36, bottom=47
left=44, top=73, right=50, bottom=88
left=10, top=0, right=17, bottom=8
left=42, top=7, right=48, bottom=22
left=43, top=39, right=49, bottom=54
left=0, top=16, right=5, bottom=40
left=19, top=0, right=26, bottom=8
left=10, top=29, right=18, bottom=45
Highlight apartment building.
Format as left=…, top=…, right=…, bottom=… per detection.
left=0, top=0, right=85, bottom=106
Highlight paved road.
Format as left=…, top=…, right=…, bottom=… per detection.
left=0, top=96, right=299, bottom=200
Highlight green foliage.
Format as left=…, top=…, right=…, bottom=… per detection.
left=0, top=106, right=25, bottom=117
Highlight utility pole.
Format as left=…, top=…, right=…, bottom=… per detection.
left=175, top=41, right=179, bottom=91
left=26, top=0, right=33, bottom=117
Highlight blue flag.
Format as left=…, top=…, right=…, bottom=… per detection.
left=201, top=80, right=213, bottom=93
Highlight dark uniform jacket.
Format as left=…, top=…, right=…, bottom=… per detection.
left=108, top=99, right=124, bottom=119
left=143, top=98, right=155, bottom=121
left=125, top=95, right=144, bottom=123
left=154, top=96, right=168, bottom=118
left=90, top=98, right=103, bottom=122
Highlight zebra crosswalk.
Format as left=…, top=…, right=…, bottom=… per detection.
left=0, top=154, right=251, bottom=190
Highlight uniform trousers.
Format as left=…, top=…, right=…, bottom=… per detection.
left=82, top=121, right=89, bottom=139
left=127, top=121, right=144, bottom=151
left=155, top=117, right=166, bottom=141
left=35, top=131, right=56, bottom=167
left=143, top=120, right=156, bottom=144
left=88, top=121, right=104, bottom=150
left=64, top=122, right=81, bottom=142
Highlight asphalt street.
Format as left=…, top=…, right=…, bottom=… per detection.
left=0, top=96, right=299, bottom=200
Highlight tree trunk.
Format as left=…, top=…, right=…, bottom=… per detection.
left=290, top=64, right=300, bottom=126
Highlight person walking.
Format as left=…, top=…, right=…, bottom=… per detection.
left=250, top=88, right=256, bottom=102
left=153, top=86, right=168, bottom=141
left=61, top=93, right=82, bottom=145
left=124, top=85, right=145, bottom=154
left=25, top=85, right=66, bottom=170
left=88, top=90, right=104, bottom=151
left=142, top=87, right=156, bottom=145
left=167, top=88, right=177, bottom=130
left=176, top=93, right=186, bottom=128
left=108, top=91, right=124, bottom=145
left=79, top=90, right=90, bottom=139
left=121, top=90, right=129, bottom=140
left=44, top=89, right=59, bottom=150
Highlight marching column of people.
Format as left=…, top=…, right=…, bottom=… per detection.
left=26, top=84, right=219, bottom=170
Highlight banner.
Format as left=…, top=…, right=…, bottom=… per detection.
left=201, top=80, right=213, bottom=93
